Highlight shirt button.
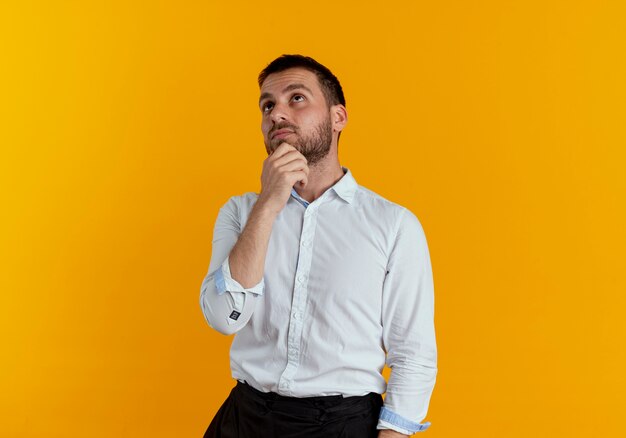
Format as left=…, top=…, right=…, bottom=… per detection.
left=298, top=274, right=306, bottom=283
left=292, top=312, right=300, bottom=320
left=301, top=240, right=310, bottom=248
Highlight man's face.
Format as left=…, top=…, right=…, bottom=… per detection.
left=259, top=67, right=333, bottom=166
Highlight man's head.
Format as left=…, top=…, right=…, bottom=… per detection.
left=258, top=55, right=347, bottom=166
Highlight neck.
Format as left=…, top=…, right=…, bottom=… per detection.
left=293, top=157, right=345, bottom=203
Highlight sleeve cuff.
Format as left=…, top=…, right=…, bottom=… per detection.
left=215, top=255, right=265, bottom=296
left=377, top=406, right=431, bottom=434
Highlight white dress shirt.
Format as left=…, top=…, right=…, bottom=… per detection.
left=199, top=167, right=437, bottom=435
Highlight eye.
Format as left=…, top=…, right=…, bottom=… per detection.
left=292, top=94, right=305, bottom=102
left=262, top=102, right=274, bottom=113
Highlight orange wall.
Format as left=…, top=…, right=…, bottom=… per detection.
left=1, top=1, right=624, bottom=436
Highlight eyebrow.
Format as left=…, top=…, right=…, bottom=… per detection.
left=259, top=83, right=314, bottom=106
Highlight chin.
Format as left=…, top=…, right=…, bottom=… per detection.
left=272, top=139, right=288, bottom=149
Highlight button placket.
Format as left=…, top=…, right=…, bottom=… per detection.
left=277, top=204, right=319, bottom=393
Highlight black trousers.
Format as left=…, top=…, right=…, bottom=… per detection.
left=204, top=381, right=383, bottom=438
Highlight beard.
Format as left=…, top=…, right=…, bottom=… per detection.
left=266, top=116, right=333, bottom=166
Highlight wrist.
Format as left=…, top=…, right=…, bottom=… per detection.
left=254, top=194, right=282, bottom=217
left=378, top=430, right=410, bottom=438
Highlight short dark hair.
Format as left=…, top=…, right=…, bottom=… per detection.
left=258, top=54, right=346, bottom=109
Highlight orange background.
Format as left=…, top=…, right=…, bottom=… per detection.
left=1, top=1, right=625, bottom=437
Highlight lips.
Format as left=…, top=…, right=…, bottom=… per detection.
left=271, top=129, right=294, bottom=139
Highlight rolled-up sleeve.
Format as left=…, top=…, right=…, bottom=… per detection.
left=377, top=207, right=438, bottom=434
left=199, top=196, right=265, bottom=336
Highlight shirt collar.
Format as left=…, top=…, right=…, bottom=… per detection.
left=332, top=166, right=358, bottom=204
left=290, top=166, right=358, bottom=206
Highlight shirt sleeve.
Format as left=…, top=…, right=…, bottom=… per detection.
left=377, top=207, right=438, bottom=434
left=199, top=196, right=265, bottom=336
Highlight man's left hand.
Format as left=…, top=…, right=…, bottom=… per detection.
left=378, top=430, right=410, bottom=437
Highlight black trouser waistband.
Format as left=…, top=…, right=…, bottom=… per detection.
left=235, top=380, right=381, bottom=416
left=204, top=381, right=384, bottom=437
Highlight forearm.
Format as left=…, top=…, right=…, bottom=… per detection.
left=378, top=208, right=437, bottom=434
left=379, top=359, right=437, bottom=434
left=228, top=199, right=277, bottom=288
left=199, top=196, right=276, bottom=335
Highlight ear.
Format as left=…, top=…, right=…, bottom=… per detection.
left=330, top=104, right=348, bottom=133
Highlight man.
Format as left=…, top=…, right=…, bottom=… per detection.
left=200, top=54, right=437, bottom=437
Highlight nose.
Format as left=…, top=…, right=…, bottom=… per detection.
left=269, top=101, right=290, bottom=124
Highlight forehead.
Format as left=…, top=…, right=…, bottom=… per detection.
left=259, top=67, right=321, bottom=95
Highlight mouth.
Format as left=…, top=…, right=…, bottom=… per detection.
left=271, top=129, right=294, bottom=139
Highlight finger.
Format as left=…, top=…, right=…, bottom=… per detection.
left=269, top=142, right=297, bottom=160
left=280, top=157, right=309, bottom=173
left=273, top=152, right=307, bottom=169
left=290, top=170, right=308, bottom=187
left=270, top=149, right=305, bottom=168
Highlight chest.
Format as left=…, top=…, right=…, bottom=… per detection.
left=264, top=204, right=391, bottom=312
